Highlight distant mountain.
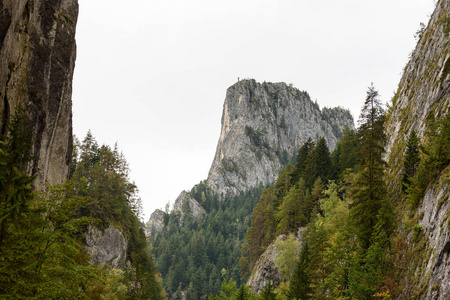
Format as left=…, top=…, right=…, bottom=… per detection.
left=147, top=80, right=354, bottom=233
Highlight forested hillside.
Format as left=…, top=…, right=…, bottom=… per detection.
left=210, top=87, right=449, bottom=299
left=151, top=186, right=262, bottom=298
left=0, top=110, right=164, bottom=299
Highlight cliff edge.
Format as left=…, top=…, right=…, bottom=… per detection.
left=0, top=0, right=78, bottom=188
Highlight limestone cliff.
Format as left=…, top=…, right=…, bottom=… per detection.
left=247, top=228, right=306, bottom=294
left=172, top=190, right=206, bottom=225
left=146, top=209, right=166, bottom=237
left=86, top=224, right=128, bottom=269
left=385, top=0, right=450, bottom=298
left=206, top=80, right=354, bottom=197
left=0, top=0, right=78, bottom=188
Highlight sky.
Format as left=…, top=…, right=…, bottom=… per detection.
left=72, top=0, right=436, bottom=220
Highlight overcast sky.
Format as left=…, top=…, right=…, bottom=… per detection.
left=72, top=0, right=436, bottom=219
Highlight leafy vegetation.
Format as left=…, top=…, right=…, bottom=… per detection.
left=0, top=110, right=163, bottom=299
left=149, top=84, right=448, bottom=300
left=232, top=84, right=443, bottom=300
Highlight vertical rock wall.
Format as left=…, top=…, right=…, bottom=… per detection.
left=384, top=0, right=450, bottom=298
left=206, top=80, right=354, bottom=198
left=0, top=0, right=78, bottom=187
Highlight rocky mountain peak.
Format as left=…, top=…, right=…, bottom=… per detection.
left=206, top=79, right=354, bottom=198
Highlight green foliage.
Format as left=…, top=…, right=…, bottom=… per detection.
left=0, top=115, right=163, bottom=299
left=259, top=282, right=277, bottom=300
left=407, top=112, right=450, bottom=209
left=288, top=243, right=312, bottom=300
left=152, top=188, right=262, bottom=299
left=350, top=84, right=390, bottom=250
left=291, top=139, right=314, bottom=187
left=330, top=126, right=359, bottom=180
left=277, top=180, right=309, bottom=234
left=401, top=130, right=421, bottom=192
left=241, top=187, right=277, bottom=276
left=274, top=234, right=301, bottom=282
left=311, top=137, right=331, bottom=183
left=0, top=107, right=35, bottom=248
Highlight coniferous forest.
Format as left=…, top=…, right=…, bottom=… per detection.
left=1, top=85, right=449, bottom=299
left=0, top=109, right=164, bottom=299
left=151, top=84, right=450, bottom=300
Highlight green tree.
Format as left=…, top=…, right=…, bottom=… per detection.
left=241, top=188, right=277, bottom=274
left=401, top=130, right=421, bottom=192
left=349, top=84, right=388, bottom=250
left=0, top=108, right=35, bottom=248
left=292, top=138, right=315, bottom=185
left=274, top=234, right=301, bottom=281
left=259, top=282, right=277, bottom=300
left=288, top=243, right=312, bottom=300
left=277, top=179, right=308, bottom=234
left=331, top=126, right=358, bottom=180
left=311, top=137, right=331, bottom=186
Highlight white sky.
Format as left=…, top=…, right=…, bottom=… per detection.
left=72, top=0, right=436, bottom=219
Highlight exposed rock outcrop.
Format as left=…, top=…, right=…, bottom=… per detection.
left=145, top=209, right=166, bottom=237
left=385, top=0, right=449, bottom=175
left=247, top=239, right=282, bottom=293
left=206, top=80, right=354, bottom=198
left=384, top=0, right=450, bottom=298
left=172, top=190, right=206, bottom=225
left=247, top=228, right=306, bottom=294
left=0, top=0, right=78, bottom=188
left=85, top=224, right=128, bottom=269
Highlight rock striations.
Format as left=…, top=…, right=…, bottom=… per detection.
left=149, top=80, right=354, bottom=228
left=384, top=0, right=450, bottom=298
left=0, top=0, right=78, bottom=189
left=206, top=80, right=354, bottom=198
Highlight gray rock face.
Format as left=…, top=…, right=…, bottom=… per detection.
left=247, top=240, right=282, bottom=294
left=173, top=190, right=206, bottom=225
left=384, top=0, right=450, bottom=298
left=0, top=0, right=78, bottom=188
left=247, top=228, right=305, bottom=294
left=206, top=80, right=354, bottom=198
left=419, top=186, right=450, bottom=300
left=86, top=224, right=128, bottom=269
left=385, top=0, right=449, bottom=164
left=145, top=209, right=166, bottom=237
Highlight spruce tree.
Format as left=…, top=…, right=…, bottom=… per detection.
left=350, top=84, right=388, bottom=250
left=402, top=130, right=420, bottom=192
left=288, top=243, right=312, bottom=300
left=0, top=108, right=35, bottom=248
left=311, top=137, right=331, bottom=185
left=292, top=138, right=315, bottom=185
